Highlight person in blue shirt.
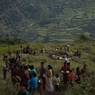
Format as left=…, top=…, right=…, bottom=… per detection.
left=28, top=72, right=38, bottom=95
left=29, top=65, right=37, bottom=75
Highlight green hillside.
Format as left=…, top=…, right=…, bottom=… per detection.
left=0, top=0, right=95, bottom=42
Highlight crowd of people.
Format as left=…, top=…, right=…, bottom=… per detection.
left=2, top=46, right=87, bottom=95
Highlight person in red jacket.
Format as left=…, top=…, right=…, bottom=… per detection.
left=68, top=69, right=76, bottom=86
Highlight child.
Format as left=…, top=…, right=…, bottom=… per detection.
left=28, top=72, right=38, bottom=95
left=54, top=74, right=60, bottom=92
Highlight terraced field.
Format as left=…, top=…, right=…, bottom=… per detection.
left=0, top=0, right=95, bottom=42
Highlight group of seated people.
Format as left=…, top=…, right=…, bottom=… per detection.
left=19, top=45, right=81, bottom=62
left=22, top=45, right=46, bottom=55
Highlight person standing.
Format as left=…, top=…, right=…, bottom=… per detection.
left=76, top=67, right=81, bottom=83
left=39, top=62, right=46, bottom=95
left=2, top=64, right=8, bottom=80
left=45, top=73, right=55, bottom=95
left=28, top=72, right=38, bottom=95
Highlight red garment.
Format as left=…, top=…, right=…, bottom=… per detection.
left=68, top=72, right=76, bottom=81
left=24, top=70, right=30, bottom=80
left=39, top=67, right=46, bottom=78
left=39, top=78, right=46, bottom=95
left=61, top=64, right=67, bottom=72
left=21, top=70, right=30, bottom=88
left=11, top=66, right=19, bottom=77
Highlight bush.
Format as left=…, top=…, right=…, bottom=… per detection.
left=80, top=32, right=91, bottom=41
left=65, top=72, right=95, bottom=95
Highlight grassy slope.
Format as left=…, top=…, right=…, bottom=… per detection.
left=0, top=40, right=95, bottom=95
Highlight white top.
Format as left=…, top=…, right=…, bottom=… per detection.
left=54, top=77, right=60, bottom=86
left=64, top=57, right=70, bottom=63
left=46, top=77, right=54, bottom=92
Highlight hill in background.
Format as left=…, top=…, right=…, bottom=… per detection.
left=0, top=0, right=95, bottom=42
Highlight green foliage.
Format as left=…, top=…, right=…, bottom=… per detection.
left=0, top=0, right=95, bottom=42
left=65, top=73, right=95, bottom=95
left=80, top=32, right=91, bottom=41
left=0, top=35, right=25, bottom=44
